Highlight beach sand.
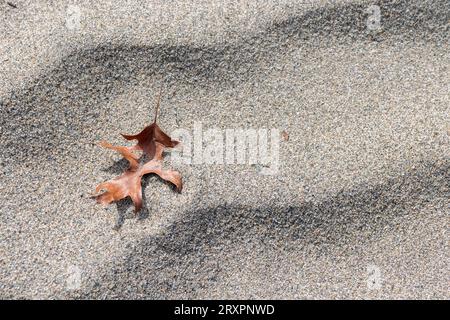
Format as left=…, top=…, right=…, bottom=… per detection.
left=0, top=0, right=448, bottom=299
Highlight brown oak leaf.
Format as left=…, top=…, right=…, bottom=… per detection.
left=94, top=93, right=182, bottom=213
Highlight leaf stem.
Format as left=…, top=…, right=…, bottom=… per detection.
left=154, top=85, right=162, bottom=123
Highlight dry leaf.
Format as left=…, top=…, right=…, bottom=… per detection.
left=94, top=91, right=182, bottom=213
left=121, top=122, right=178, bottom=159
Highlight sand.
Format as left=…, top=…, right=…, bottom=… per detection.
left=0, top=0, right=448, bottom=299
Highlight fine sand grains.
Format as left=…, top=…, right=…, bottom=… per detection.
left=0, top=0, right=449, bottom=299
